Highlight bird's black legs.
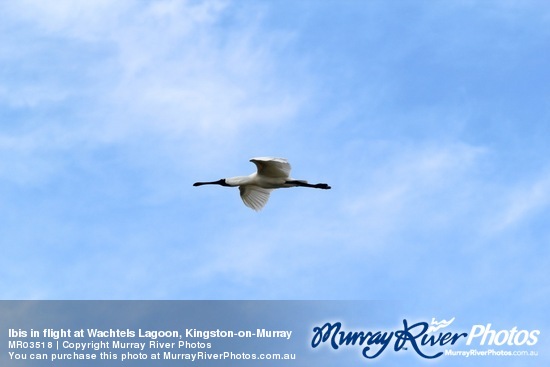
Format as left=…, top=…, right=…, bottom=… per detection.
left=313, top=183, right=331, bottom=189
left=285, top=180, right=331, bottom=189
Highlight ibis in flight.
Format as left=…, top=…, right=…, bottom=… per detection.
left=193, top=157, right=331, bottom=211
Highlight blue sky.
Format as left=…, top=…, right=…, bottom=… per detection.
left=1, top=0, right=549, bottom=354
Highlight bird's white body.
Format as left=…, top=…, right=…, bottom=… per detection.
left=193, top=157, right=330, bottom=211
left=226, top=157, right=297, bottom=187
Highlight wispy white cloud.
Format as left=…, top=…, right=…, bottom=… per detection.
left=0, top=0, right=307, bottom=187
left=488, top=172, right=550, bottom=233
left=338, top=141, right=485, bottom=237
left=2, top=0, right=302, bottom=132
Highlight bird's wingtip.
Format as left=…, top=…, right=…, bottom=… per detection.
left=250, top=156, right=288, bottom=163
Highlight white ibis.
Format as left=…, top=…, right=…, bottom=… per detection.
left=193, top=157, right=331, bottom=211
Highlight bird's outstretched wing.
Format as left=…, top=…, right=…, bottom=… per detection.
left=250, top=157, right=291, bottom=178
left=239, top=185, right=273, bottom=211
